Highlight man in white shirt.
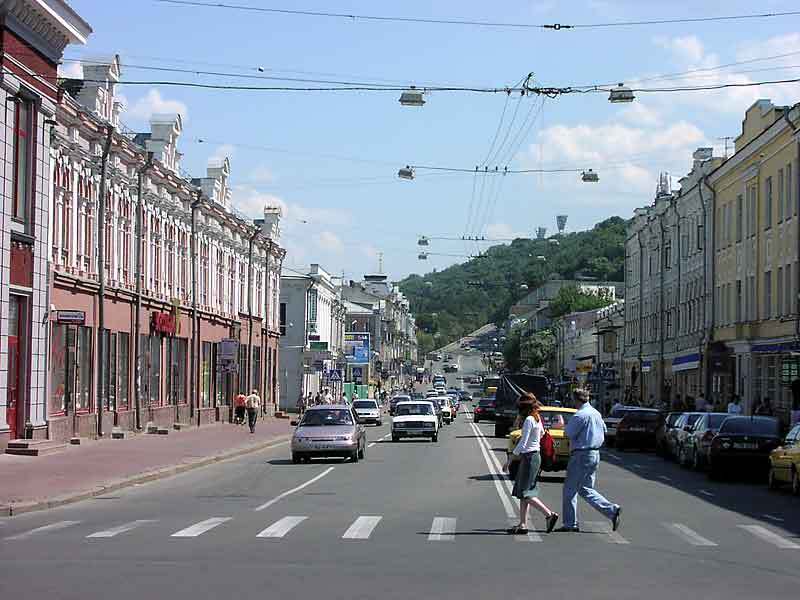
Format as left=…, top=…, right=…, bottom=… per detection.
left=323, top=387, right=333, bottom=403
left=727, top=395, right=742, bottom=414
left=245, top=390, right=261, bottom=433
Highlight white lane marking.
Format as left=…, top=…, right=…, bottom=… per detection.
left=472, top=423, right=514, bottom=494
left=584, top=521, right=630, bottom=544
left=6, top=520, right=80, bottom=540
left=762, top=514, right=785, bottom=523
left=739, top=525, right=800, bottom=549
left=658, top=475, right=673, bottom=482
left=665, top=523, right=717, bottom=547
left=255, top=466, right=335, bottom=511
left=170, top=517, right=231, bottom=538
left=368, top=442, right=376, bottom=448
left=428, top=517, right=457, bottom=541
left=257, top=516, right=308, bottom=538
left=471, top=423, right=517, bottom=516
left=342, top=516, right=382, bottom=540
left=514, top=530, right=543, bottom=542
left=699, top=489, right=714, bottom=498
left=86, top=520, right=157, bottom=538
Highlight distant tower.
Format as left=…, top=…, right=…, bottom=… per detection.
left=536, top=227, right=547, bottom=240
left=377, top=252, right=384, bottom=274
left=556, top=215, right=568, bottom=235
left=656, top=172, right=672, bottom=199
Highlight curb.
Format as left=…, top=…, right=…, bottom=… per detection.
left=0, top=434, right=292, bottom=517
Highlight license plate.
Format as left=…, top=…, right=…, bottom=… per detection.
left=629, top=427, right=646, bottom=432
left=312, top=443, right=336, bottom=449
left=733, top=443, right=757, bottom=449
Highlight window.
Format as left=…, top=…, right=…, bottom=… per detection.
left=765, top=176, right=773, bottom=230
left=214, top=343, right=226, bottom=406
left=778, top=168, right=784, bottom=223
left=280, top=302, right=287, bottom=336
left=76, top=326, right=92, bottom=411
left=167, top=338, right=187, bottom=405
left=736, top=194, right=743, bottom=242
left=786, top=266, right=792, bottom=318
left=201, top=341, right=212, bottom=407
left=239, top=344, right=249, bottom=394
left=736, top=280, right=742, bottom=322
left=118, top=333, right=130, bottom=410
left=101, top=330, right=117, bottom=411
left=149, top=335, right=162, bottom=406
left=253, top=346, right=262, bottom=392
left=663, top=240, right=672, bottom=270
left=12, top=99, right=34, bottom=222
left=697, top=222, right=704, bottom=250
left=49, top=324, right=69, bottom=415
left=777, top=267, right=783, bottom=316
left=787, top=163, right=794, bottom=219
left=764, top=271, right=772, bottom=320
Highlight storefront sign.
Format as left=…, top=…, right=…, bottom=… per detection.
left=219, top=338, right=239, bottom=361
left=309, top=341, right=329, bottom=351
left=56, top=310, right=85, bottom=324
left=151, top=312, right=177, bottom=335
left=641, top=360, right=652, bottom=373
left=672, top=352, right=701, bottom=372
left=344, top=332, right=370, bottom=364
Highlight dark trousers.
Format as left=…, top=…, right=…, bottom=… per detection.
left=247, top=408, right=257, bottom=432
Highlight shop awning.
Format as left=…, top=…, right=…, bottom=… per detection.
left=672, top=353, right=701, bottom=372
left=641, top=360, right=652, bottom=373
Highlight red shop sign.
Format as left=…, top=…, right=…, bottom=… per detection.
left=151, top=312, right=177, bottom=335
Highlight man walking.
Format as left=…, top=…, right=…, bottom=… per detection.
left=557, top=388, right=622, bottom=533
left=245, top=389, right=261, bottom=434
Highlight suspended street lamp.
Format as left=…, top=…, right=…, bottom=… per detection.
left=418, top=235, right=429, bottom=246
left=398, top=165, right=415, bottom=180
left=582, top=169, right=599, bottom=182
left=399, top=86, right=426, bottom=107
left=418, top=252, right=428, bottom=260
left=609, top=83, right=635, bottom=104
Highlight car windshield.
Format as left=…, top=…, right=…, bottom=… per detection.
left=624, top=411, right=661, bottom=423
left=666, top=413, right=683, bottom=427
left=300, top=409, right=354, bottom=426
left=610, top=407, right=635, bottom=418
left=395, top=404, right=434, bottom=416
left=438, top=399, right=448, bottom=407
left=479, top=399, right=494, bottom=407
left=719, top=417, right=780, bottom=435
left=541, top=412, right=573, bottom=429
left=686, top=413, right=703, bottom=427
left=353, top=401, right=377, bottom=409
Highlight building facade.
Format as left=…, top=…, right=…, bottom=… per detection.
left=0, top=0, right=91, bottom=445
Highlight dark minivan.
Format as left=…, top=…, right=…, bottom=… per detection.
left=616, top=409, right=664, bottom=451
left=707, top=416, right=782, bottom=479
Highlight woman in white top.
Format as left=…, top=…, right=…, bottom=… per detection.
left=503, top=395, right=559, bottom=535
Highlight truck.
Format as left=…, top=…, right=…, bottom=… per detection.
left=492, top=373, right=549, bottom=438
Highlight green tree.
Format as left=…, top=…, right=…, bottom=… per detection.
left=548, top=285, right=614, bottom=320
left=521, top=329, right=556, bottom=369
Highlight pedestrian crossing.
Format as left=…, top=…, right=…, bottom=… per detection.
left=3, top=515, right=799, bottom=551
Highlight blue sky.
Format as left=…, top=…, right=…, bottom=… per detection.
left=66, top=0, right=800, bottom=281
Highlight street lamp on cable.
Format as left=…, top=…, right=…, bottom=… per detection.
left=399, top=87, right=425, bottom=107
left=398, top=165, right=415, bottom=180
left=609, top=83, right=635, bottom=104
left=418, top=252, right=428, bottom=260
left=418, top=236, right=429, bottom=246
left=582, top=169, right=599, bottom=182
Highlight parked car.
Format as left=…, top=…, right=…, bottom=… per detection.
left=473, top=398, right=496, bottom=422
left=707, top=416, right=783, bottom=479
left=679, top=413, right=729, bottom=470
left=615, top=409, right=664, bottom=451
left=291, top=405, right=367, bottom=464
left=603, top=406, right=642, bottom=446
left=768, top=423, right=800, bottom=494
left=391, top=401, right=439, bottom=442
left=655, top=412, right=684, bottom=456
left=666, top=412, right=705, bottom=460
left=352, top=399, right=382, bottom=426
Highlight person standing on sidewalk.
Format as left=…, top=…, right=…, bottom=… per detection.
left=556, top=388, right=622, bottom=533
left=245, top=389, right=261, bottom=433
left=234, top=393, right=247, bottom=425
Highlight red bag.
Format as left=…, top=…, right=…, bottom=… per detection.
left=540, top=430, right=556, bottom=470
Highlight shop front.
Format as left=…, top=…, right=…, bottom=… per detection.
left=671, top=352, right=701, bottom=409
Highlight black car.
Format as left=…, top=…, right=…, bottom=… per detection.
left=473, top=398, right=496, bottom=423
left=707, top=416, right=783, bottom=479
left=616, top=409, right=664, bottom=451
left=679, top=412, right=729, bottom=470
left=458, top=390, right=473, bottom=402
left=655, top=412, right=684, bottom=456
left=666, top=412, right=705, bottom=460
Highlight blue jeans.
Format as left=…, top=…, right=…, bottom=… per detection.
left=562, top=450, right=618, bottom=528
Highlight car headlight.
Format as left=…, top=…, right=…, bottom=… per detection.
left=335, top=436, right=351, bottom=441
left=394, top=422, right=405, bottom=429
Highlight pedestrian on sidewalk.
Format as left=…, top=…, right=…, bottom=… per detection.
left=503, top=395, right=559, bottom=535
left=324, top=387, right=333, bottom=403
left=297, top=393, right=307, bottom=416
left=727, top=395, right=743, bottom=414
left=556, top=388, right=622, bottom=534
left=246, top=389, right=261, bottom=433
left=234, top=393, right=247, bottom=425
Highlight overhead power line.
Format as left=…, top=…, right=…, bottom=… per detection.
left=156, top=1, right=800, bottom=30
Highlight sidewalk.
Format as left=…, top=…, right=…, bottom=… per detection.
left=0, top=418, right=292, bottom=516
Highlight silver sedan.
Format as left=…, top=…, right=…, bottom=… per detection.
left=291, top=404, right=367, bottom=464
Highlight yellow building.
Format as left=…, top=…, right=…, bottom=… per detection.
left=709, top=100, right=799, bottom=420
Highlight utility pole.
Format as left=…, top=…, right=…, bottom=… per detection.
left=96, top=125, right=113, bottom=438
left=133, top=152, right=153, bottom=431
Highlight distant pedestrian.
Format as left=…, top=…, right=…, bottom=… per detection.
left=234, top=393, right=247, bottom=425
left=245, top=389, right=260, bottom=433
left=557, top=388, right=622, bottom=533
left=727, top=395, right=742, bottom=414
left=296, top=393, right=307, bottom=415
left=695, top=393, right=706, bottom=412
left=503, top=394, right=559, bottom=535
left=324, top=388, right=333, bottom=403
left=340, top=392, right=348, bottom=404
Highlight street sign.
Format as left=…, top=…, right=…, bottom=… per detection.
left=328, top=370, right=342, bottom=382
left=56, top=310, right=85, bottom=324
left=344, top=332, right=370, bottom=364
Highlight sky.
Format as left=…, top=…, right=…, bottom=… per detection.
left=66, top=0, right=800, bottom=282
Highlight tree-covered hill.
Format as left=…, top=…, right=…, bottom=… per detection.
left=399, top=216, right=628, bottom=354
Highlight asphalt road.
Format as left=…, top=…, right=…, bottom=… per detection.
left=2, top=351, right=799, bottom=599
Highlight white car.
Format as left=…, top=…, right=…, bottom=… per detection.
left=352, top=399, right=382, bottom=426
left=392, top=401, right=439, bottom=442
left=436, top=396, right=453, bottom=423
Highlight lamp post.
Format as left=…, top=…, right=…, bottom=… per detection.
left=190, top=191, right=203, bottom=425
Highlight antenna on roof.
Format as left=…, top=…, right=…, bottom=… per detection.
left=378, top=252, right=384, bottom=274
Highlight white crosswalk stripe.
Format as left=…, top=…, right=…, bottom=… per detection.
left=739, top=524, right=800, bottom=549
left=257, top=516, right=308, bottom=538
left=87, top=520, right=157, bottom=539
left=513, top=530, right=543, bottom=542
left=584, top=521, right=630, bottom=544
left=5, top=520, right=80, bottom=540
left=428, top=517, right=456, bottom=541
left=342, top=516, right=382, bottom=540
left=171, top=517, right=231, bottom=538
left=664, top=523, right=717, bottom=547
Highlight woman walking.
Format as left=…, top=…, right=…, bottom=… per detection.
left=504, top=395, right=559, bottom=535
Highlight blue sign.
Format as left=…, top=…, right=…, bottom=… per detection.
left=328, top=370, right=342, bottom=382
left=345, top=332, right=370, bottom=364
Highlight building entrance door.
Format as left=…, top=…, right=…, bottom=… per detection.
left=7, top=336, right=19, bottom=439
left=7, top=295, right=26, bottom=440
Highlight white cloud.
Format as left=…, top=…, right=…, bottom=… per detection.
left=317, top=230, right=344, bottom=253
left=485, top=222, right=528, bottom=240
left=127, top=89, right=188, bottom=122
left=248, top=165, right=274, bottom=184
left=58, top=60, right=83, bottom=79
left=209, top=143, right=236, bottom=164
left=654, top=35, right=705, bottom=64
left=230, top=186, right=286, bottom=219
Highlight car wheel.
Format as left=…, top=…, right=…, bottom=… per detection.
left=767, top=466, right=779, bottom=491
left=292, top=453, right=301, bottom=464
left=376, top=421, right=382, bottom=427
left=432, top=434, right=438, bottom=442
left=392, top=434, right=399, bottom=442
left=792, top=468, right=800, bottom=496
left=474, top=416, right=480, bottom=423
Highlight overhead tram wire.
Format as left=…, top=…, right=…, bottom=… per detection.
left=155, top=2, right=800, bottom=30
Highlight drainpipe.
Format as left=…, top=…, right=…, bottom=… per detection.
left=699, top=174, right=716, bottom=403
left=133, top=152, right=153, bottom=431
left=658, top=215, right=667, bottom=407
left=637, top=231, right=645, bottom=403
left=246, top=228, right=259, bottom=392
left=95, top=125, right=113, bottom=438
left=782, top=107, right=800, bottom=341
left=190, top=192, right=203, bottom=424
